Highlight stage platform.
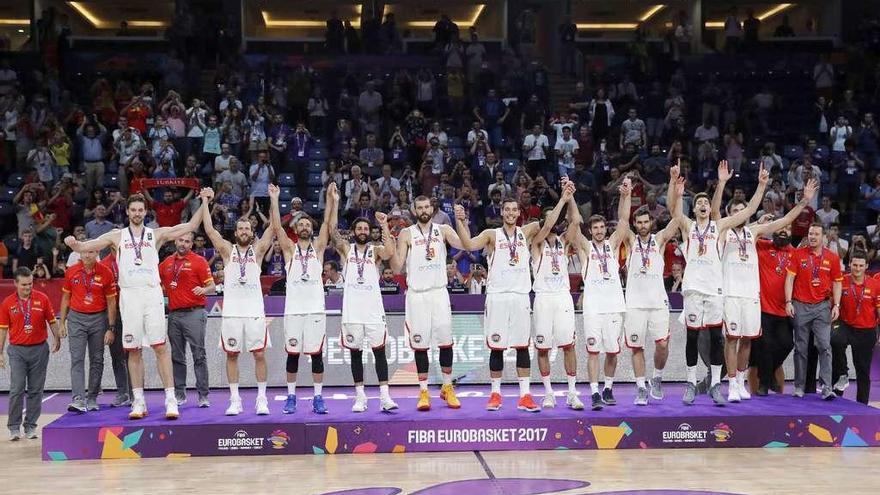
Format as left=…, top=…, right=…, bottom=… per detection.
left=41, top=384, right=880, bottom=460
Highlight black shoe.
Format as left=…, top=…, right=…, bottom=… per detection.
left=591, top=392, right=604, bottom=411
left=601, top=388, right=616, bottom=405
left=756, top=385, right=769, bottom=396
left=696, top=376, right=711, bottom=395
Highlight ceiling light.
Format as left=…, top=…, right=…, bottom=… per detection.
left=67, top=1, right=167, bottom=28
left=0, top=19, right=29, bottom=26
left=408, top=4, right=485, bottom=28
left=639, top=5, right=666, bottom=23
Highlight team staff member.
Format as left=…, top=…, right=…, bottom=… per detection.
left=0, top=267, right=62, bottom=441
left=784, top=222, right=842, bottom=400
left=831, top=250, right=880, bottom=404
left=100, top=252, right=132, bottom=407
left=754, top=225, right=794, bottom=395
left=60, top=248, right=118, bottom=413
left=160, top=232, right=215, bottom=407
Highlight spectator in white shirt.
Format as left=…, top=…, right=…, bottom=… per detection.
left=815, top=196, right=840, bottom=228
left=620, top=108, right=646, bottom=149
left=825, top=223, right=849, bottom=266
left=344, top=165, right=370, bottom=210
left=426, top=121, right=448, bottom=147
left=218, top=90, right=242, bottom=114
left=466, top=120, right=489, bottom=145
left=830, top=116, right=852, bottom=155
left=554, top=126, right=579, bottom=179
left=522, top=124, right=550, bottom=180
left=693, top=118, right=719, bottom=144
left=375, top=164, right=401, bottom=196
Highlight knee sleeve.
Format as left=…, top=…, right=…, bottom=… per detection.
left=311, top=354, right=324, bottom=374
left=286, top=354, right=300, bottom=374
left=373, top=347, right=389, bottom=382
left=686, top=329, right=700, bottom=367
left=414, top=350, right=430, bottom=374
left=516, top=348, right=530, bottom=369
left=439, top=346, right=453, bottom=369
left=709, top=326, right=724, bottom=365
left=350, top=349, right=364, bottom=383
left=489, top=350, right=504, bottom=372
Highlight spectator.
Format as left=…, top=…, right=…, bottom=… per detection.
left=11, top=229, right=41, bottom=272
left=517, top=190, right=541, bottom=225
left=307, top=87, right=329, bottom=136
left=344, top=165, right=370, bottom=210
left=249, top=151, right=275, bottom=212
left=84, top=204, right=115, bottom=240
left=358, top=82, right=383, bottom=137
left=375, top=164, right=401, bottom=197
left=487, top=171, right=512, bottom=198
left=76, top=119, right=107, bottom=193
left=815, top=196, right=840, bottom=228
left=862, top=174, right=880, bottom=213
left=359, top=132, right=384, bottom=178
left=830, top=117, right=852, bottom=161
left=856, top=112, right=880, bottom=169
left=473, top=88, right=509, bottom=150
left=588, top=88, right=614, bottom=142
left=554, top=126, right=579, bottom=181
left=826, top=223, right=849, bottom=262
left=742, top=8, right=761, bottom=48
left=379, top=268, right=400, bottom=293
left=468, top=263, right=488, bottom=294
left=522, top=124, right=550, bottom=180
left=148, top=189, right=194, bottom=227
left=326, top=10, right=345, bottom=53
left=774, top=15, right=795, bottom=37
left=323, top=261, right=344, bottom=288
left=665, top=261, right=684, bottom=292
left=723, top=7, right=742, bottom=54
left=620, top=108, right=647, bottom=149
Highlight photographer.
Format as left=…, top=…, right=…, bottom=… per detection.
left=847, top=233, right=876, bottom=266
left=76, top=116, right=107, bottom=193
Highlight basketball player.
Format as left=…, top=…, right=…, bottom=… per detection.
left=529, top=181, right=582, bottom=410
left=713, top=165, right=818, bottom=402
left=391, top=195, right=467, bottom=411
left=202, top=187, right=276, bottom=416
left=616, top=173, right=685, bottom=405
left=568, top=178, right=632, bottom=410
left=65, top=192, right=209, bottom=420
left=269, top=184, right=336, bottom=415
left=671, top=161, right=768, bottom=406
left=453, top=199, right=542, bottom=413
left=329, top=209, right=398, bottom=412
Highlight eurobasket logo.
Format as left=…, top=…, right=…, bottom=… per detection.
left=268, top=430, right=290, bottom=450
left=661, top=423, right=708, bottom=444
left=711, top=423, right=733, bottom=443
left=217, top=429, right=266, bottom=451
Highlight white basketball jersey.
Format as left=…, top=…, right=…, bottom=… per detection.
left=625, top=234, right=668, bottom=309
left=284, top=242, right=325, bottom=315
left=532, top=237, right=570, bottom=294
left=341, top=243, right=385, bottom=324
left=117, top=227, right=161, bottom=289
left=582, top=239, right=626, bottom=314
left=487, top=227, right=531, bottom=294
left=721, top=226, right=760, bottom=299
left=405, top=223, right=447, bottom=292
left=683, top=220, right=723, bottom=296
left=222, top=244, right=265, bottom=317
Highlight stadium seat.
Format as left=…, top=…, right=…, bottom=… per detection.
left=312, top=136, right=326, bottom=148
left=6, top=174, right=24, bottom=188
left=308, top=148, right=327, bottom=160
left=279, top=202, right=292, bottom=217
left=307, top=173, right=323, bottom=187
left=815, top=145, right=830, bottom=160
left=306, top=187, right=321, bottom=202
left=448, top=136, right=464, bottom=148
left=448, top=148, right=466, bottom=161
left=304, top=202, right=322, bottom=217
left=502, top=158, right=520, bottom=174
left=309, top=160, right=326, bottom=172
left=279, top=187, right=293, bottom=202
left=0, top=188, right=15, bottom=203
left=783, top=145, right=803, bottom=160
left=102, top=175, right=120, bottom=190
left=0, top=202, right=12, bottom=217
left=278, top=173, right=295, bottom=187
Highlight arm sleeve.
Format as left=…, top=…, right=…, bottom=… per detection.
left=41, top=293, right=57, bottom=323
left=0, top=301, right=8, bottom=328
left=61, top=271, right=73, bottom=293
left=786, top=250, right=800, bottom=275
left=831, top=255, right=843, bottom=281
left=197, top=258, right=213, bottom=284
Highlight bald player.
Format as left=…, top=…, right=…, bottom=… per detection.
left=65, top=192, right=208, bottom=420
left=391, top=195, right=466, bottom=411
left=671, top=161, right=768, bottom=406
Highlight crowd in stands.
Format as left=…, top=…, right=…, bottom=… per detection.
left=3, top=9, right=880, bottom=294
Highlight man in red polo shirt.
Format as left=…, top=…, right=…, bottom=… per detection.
left=60, top=248, right=117, bottom=413
left=784, top=222, right=843, bottom=400
left=754, top=224, right=794, bottom=395
left=0, top=267, right=62, bottom=441
left=99, top=251, right=132, bottom=407
left=831, top=250, right=880, bottom=404
left=146, top=189, right=195, bottom=227
left=160, top=232, right=215, bottom=407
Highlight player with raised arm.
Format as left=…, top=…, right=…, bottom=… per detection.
left=329, top=207, right=398, bottom=412
left=672, top=160, right=769, bottom=406
left=202, top=187, right=276, bottom=416
left=391, top=195, right=467, bottom=411
left=270, top=183, right=336, bottom=415
left=617, top=171, right=685, bottom=405
left=65, top=193, right=208, bottom=420
left=529, top=181, right=582, bottom=410
left=712, top=167, right=819, bottom=402
left=453, top=198, right=543, bottom=412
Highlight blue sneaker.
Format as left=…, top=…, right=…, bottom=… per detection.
left=312, top=395, right=328, bottom=414
left=282, top=394, right=297, bottom=414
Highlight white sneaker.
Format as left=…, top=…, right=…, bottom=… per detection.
left=225, top=397, right=243, bottom=416
left=727, top=383, right=741, bottom=403
left=164, top=399, right=180, bottom=420
left=380, top=395, right=399, bottom=411
left=566, top=392, right=585, bottom=410
left=128, top=400, right=147, bottom=420
left=352, top=395, right=368, bottom=413
left=542, top=393, right=556, bottom=409
left=255, top=396, right=270, bottom=415
left=738, top=380, right=751, bottom=400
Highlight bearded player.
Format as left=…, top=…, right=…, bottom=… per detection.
left=203, top=187, right=276, bottom=416
left=65, top=192, right=208, bottom=420
left=391, top=195, right=467, bottom=411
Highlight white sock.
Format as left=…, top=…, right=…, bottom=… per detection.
left=164, top=388, right=175, bottom=401
left=313, top=383, right=322, bottom=396
left=229, top=383, right=240, bottom=399
left=635, top=377, right=646, bottom=389
left=710, top=365, right=722, bottom=387
left=379, top=384, right=390, bottom=399
left=490, top=378, right=501, bottom=394
left=287, top=382, right=297, bottom=395
left=737, top=370, right=746, bottom=388
left=441, top=372, right=452, bottom=386
left=567, top=374, right=577, bottom=394
left=257, top=382, right=267, bottom=398
left=653, top=368, right=664, bottom=379
left=542, top=375, right=553, bottom=395
left=133, top=388, right=145, bottom=401
left=686, top=366, right=697, bottom=385
left=590, top=382, right=600, bottom=394
left=355, top=385, right=366, bottom=398
left=604, top=376, right=614, bottom=390
left=419, top=380, right=428, bottom=391
left=518, top=376, right=530, bottom=396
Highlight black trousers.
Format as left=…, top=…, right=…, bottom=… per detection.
left=831, top=323, right=878, bottom=404
left=758, top=313, right=793, bottom=387
left=805, top=332, right=819, bottom=392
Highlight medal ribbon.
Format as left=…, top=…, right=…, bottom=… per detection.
left=353, top=245, right=367, bottom=280
left=503, top=228, right=518, bottom=263
left=852, top=276, right=866, bottom=315
left=297, top=243, right=312, bottom=278
left=808, top=250, right=822, bottom=282
left=694, top=221, right=711, bottom=255
left=419, top=223, right=434, bottom=258
left=79, top=268, right=95, bottom=300
left=171, top=257, right=186, bottom=286
left=636, top=235, right=651, bottom=270
left=16, top=295, right=32, bottom=329
left=548, top=239, right=561, bottom=272
left=235, top=245, right=250, bottom=281
left=591, top=241, right=609, bottom=275
left=128, top=227, right=145, bottom=261
left=775, top=251, right=788, bottom=274
left=732, top=228, right=748, bottom=258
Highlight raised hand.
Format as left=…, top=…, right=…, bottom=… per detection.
left=453, top=204, right=468, bottom=221
left=670, top=161, right=680, bottom=180
left=327, top=182, right=339, bottom=203
left=758, top=164, right=770, bottom=185
left=803, top=178, right=819, bottom=202
left=267, top=183, right=280, bottom=199
left=64, top=235, right=77, bottom=249
left=717, top=160, right=732, bottom=182
left=561, top=181, right=575, bottom=201
left=619, top=175, right=633, bottom=196
left=756, top=213, right=775, bottom=224
left=674, top=176, right=686, bottom=196
left=375, top=212, right=388, bottom=226
left=199, top=187, right=215, bottom=202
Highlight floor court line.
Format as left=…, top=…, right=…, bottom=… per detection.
left=473, top=450, right=496, bottom=479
